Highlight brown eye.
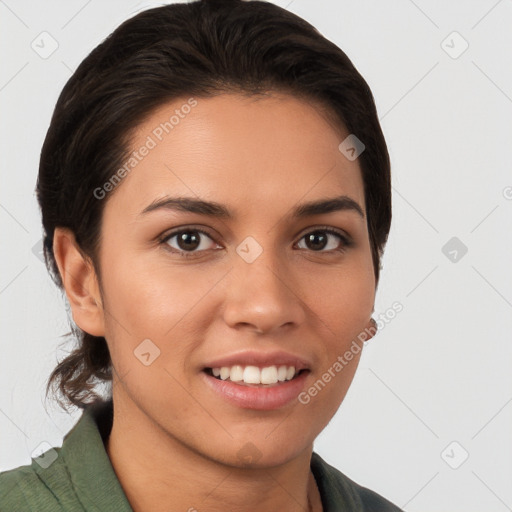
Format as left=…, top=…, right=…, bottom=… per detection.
left=303, top=231, right=328, bottom=251
left=162, top=228, right=219, bottom=256
left=296, top=228, right=351, bottom=253
left=175, top=231, right=201, bottom=251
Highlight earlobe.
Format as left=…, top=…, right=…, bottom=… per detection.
left=52, top=227, right=105, bottom=337
left=364, top=317, right=378, bottom=343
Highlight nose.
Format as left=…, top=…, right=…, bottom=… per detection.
left=221, top=244, right=306, bottom=335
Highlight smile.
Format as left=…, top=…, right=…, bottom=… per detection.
left=202, top=367, right=311, bottom=410
left=205, top=364, right=305, bottom=386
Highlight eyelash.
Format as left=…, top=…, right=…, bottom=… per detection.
left=158, top=225, right=353, bottom=259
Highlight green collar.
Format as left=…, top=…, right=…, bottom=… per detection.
left=1, top=399, right=399, bottom=511
left=59, top=399, right=133, bottom=511
left=61, top=399, right=360, bottom=511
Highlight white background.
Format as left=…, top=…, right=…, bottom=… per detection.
left=1, top=1, right=511, bottom=511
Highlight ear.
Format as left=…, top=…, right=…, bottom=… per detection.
left=52, top=227, right=105, bottom=337
left=363, top=317, right=378, bottom=343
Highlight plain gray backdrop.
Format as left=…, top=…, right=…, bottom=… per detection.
left=1, top=1, right=511, bottom=511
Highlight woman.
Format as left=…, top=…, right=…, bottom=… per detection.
left=0, top=0, right=401, bottom=510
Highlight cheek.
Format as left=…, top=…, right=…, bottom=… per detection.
left=297, top=342, right=363, bottom=442
left=99, top=247, right=224, bottom=345
left=308, top=264, right=375, bottom=339
left=301, top=269, right=371, bottom=414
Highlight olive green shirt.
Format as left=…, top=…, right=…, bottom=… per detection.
left=0, top=399, right=402, bottom=511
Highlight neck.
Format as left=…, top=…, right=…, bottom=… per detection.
left=104, top=395, right=323, bottom=512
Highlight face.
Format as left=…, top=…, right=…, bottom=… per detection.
left=80, top=92, right=376, bottom=467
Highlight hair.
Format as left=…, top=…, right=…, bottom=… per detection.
left=38, top=0, right=391, bottom=411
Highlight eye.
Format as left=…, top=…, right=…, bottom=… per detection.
left=159, top=225, right=352, bottom=258
left=296, top=227, right=352, bottom=253
left=160, top=228, right=220, bottom=257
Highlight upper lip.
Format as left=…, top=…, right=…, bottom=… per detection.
left=203, top=350, right=311, bottom=371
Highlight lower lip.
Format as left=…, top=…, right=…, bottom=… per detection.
left=202, top=370, right=310, bottom=410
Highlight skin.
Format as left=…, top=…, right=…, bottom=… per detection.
left=53, top=92, right=376, bottom=512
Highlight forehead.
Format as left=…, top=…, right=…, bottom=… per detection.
left=104, top=92, right=365, bottom=219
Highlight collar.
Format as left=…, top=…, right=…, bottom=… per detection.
left=60, top=399, right=133, bottom=511
left=63, top=398, right=356, bottom=511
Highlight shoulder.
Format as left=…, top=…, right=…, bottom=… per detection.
left=0, top=400, right=132, bottom=512
left=311, top=451, right=403, bottom=511
left=0, top=449, right=72, bottom=511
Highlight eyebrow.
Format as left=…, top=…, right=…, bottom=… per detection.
left=139, top=194, right=365, bottom=219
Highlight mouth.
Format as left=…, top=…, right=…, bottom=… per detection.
left=203, top=365, right=309, bottom=387
left=200, top=350, right=313, bottom=409
left=202, top=365, right=311, bottom=410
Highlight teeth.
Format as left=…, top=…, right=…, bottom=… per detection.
left=230, top=365, right=244, bottom=382
left=211, top=364, right=299, bottom=385
left=260, top=366, right=278, bottom=384
left=243, top=366, right=261, bottom=384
